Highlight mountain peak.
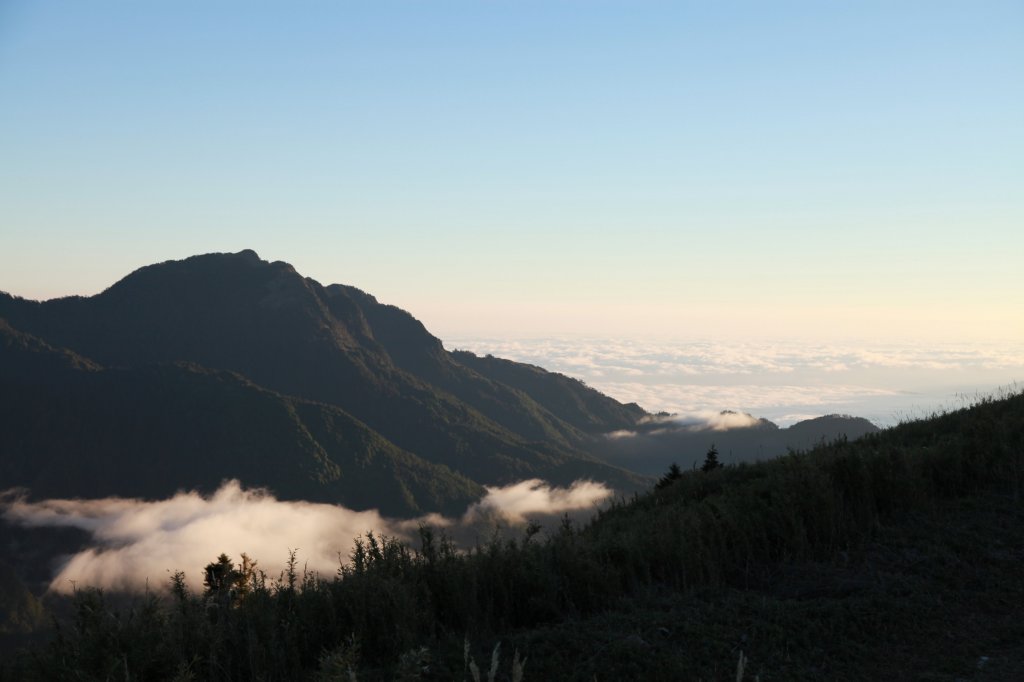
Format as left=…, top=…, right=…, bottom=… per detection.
left=0, top=251, right=650, bottom=507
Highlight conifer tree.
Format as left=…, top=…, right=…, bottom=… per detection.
left=701, top=445, right=722, bottom=472
left=656, top=462, right=684, bottom=489
left=203, top=553, right=241, bottom=597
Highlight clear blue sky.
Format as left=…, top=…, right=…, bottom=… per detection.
left=2, top=1, right=1021, bottom=340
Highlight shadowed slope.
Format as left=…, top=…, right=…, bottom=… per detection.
left=325, top=284, right=589, bottom=447
left=0, top=321, right=482, bottom=516
left=0, top=251, right=647, bottom=493
left=451, top=349, right=647, bottom=433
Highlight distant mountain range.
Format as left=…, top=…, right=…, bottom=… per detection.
left=592, top=411, right=880, bottom=475
left=0, top=250, right=877, bottom=515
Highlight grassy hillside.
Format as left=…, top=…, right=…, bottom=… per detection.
left=3, top=390, right=1021, bottom=680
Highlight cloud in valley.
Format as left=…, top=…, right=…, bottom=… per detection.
left=462, top=479, right=612, bottom=524
left=1, top=479, right=612, bottom=594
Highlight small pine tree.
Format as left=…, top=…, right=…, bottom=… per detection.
left=701, top=445, right=722, bottom=472
left=656, top=462, right=684, bottom=489
left=203, top=553, right=237, bottom=594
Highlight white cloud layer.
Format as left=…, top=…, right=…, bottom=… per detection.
left=447, top=337, right=1024, bottom=426
left=2, top=479, right=612, bottom=594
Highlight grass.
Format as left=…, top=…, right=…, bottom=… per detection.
left=505, top=491, right=1024, bottom=680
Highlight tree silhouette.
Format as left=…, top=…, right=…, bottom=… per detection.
left=656, top=462, right=684, bottom=489
left=701, top=445, right=722, bottom=472
left=203, top=553, right=241, bottom=598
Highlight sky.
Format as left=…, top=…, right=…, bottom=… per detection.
left=1, top=1, right=1022, bottom=341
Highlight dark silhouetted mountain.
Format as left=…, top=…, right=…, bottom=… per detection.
left=324, top=284, right=587, bottom=446
left=450, top=350, right=646, bottom=433
left=0, top=251, right=646, bottom=510
left=591, top=410, right=880, bottom=475
left=0, top=321, right=482, bottom=516
left=783, top=414, right=880, bottom=449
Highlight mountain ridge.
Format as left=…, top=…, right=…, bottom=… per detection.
left=0, top=249, right=880, bottom=512
left=0, top=250, right=650, bottom=513
left=593, top=408, right=881, bottom=475
left=0, top=321, right=483, bottom=516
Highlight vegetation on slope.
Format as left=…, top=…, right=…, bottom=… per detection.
left=0, top=250, right=647, bottom=495
left=450, top=349, right=646, bottom=434
left=0, top=322, right=482, bottom=516
left=3, top=390, right=1020, bottom=680
left=326, top=284, right=591, bottom=447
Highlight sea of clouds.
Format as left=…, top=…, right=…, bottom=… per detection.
left=447, top=337, right=1024, bottom=427
left=1, top=479, right=612, bottom=594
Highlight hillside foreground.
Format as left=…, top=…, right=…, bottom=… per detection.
left=1, top=391, right=1022, bottom=680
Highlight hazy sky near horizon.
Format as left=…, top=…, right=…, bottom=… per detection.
left=2, top=1, right=1021, bottom=341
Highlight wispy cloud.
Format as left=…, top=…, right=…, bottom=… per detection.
left=638, top=410, right=765, bottom=431
left=462, top=479, right=611, bottom=524
left=697, top=411, right=763, bottom=431
left=2, top=479, right=613, bottom=594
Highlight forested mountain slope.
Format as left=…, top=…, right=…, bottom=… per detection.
left=0, top=250, right=648, bottom=510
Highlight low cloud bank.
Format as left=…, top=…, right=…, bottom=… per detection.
left=662, top=410, right=763, bottom=431
left=1, top=479, right=612, bottom=594
left=608, top=410, right=766, bottom=439
left=463, top=479, right=612, bottom=524
left=700, top=411, right=763, bottom=431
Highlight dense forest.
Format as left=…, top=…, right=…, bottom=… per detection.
left=3, top=390, right=1021, bottom=680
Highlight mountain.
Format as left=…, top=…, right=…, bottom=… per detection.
left=324, top=284, right=588, bottom=446
left=590, top=410, right=880, bottom=475
left=0, top=320, right=482, bottom=516
left=783, top=414, right=880, bottom=449
left=0, top=250, right=647, bottom=513
left=449, top=349, right=647, bottom=433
